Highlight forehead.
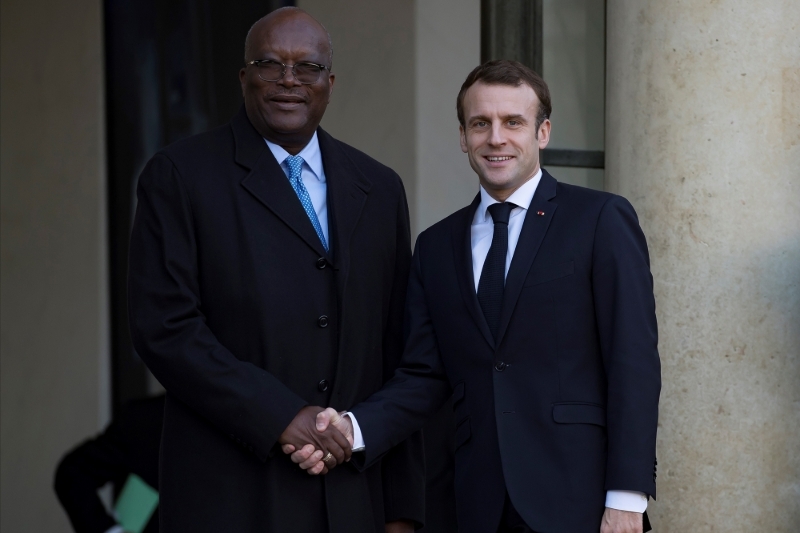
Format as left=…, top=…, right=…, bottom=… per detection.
left=253, top=17, right=329, bottom=59
left=463, top=82, right=539, bottom=119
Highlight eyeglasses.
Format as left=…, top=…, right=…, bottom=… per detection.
left=246, top=59, right=331, bottom=84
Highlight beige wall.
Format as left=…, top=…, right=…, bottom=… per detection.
left=296, top=0, right=610, bottom=233
left=606, top=0, right=800, bottom=530
left=297, top=0, right=480, bottom=238
left=413, top=0, right=480, bottom=234
left=0, top=0, right=109, bottom=530
left=297, top=0, right=420, bottom=230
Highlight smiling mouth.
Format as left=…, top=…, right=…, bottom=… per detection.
left=270, top=95, right=306, bottom=104
left=485, top=156, right=514, bottom=162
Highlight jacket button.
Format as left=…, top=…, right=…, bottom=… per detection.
left=318, top=379, right=329, bottom=392
left=316, top=257, right=327, bottom=269
left=318, top=315, right=329, bottom=328
left=494, top=361, right=507, bottom=372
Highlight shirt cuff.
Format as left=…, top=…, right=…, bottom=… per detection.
left=342, top=412, right=365, bottom=451
left=605, top=490, right=648, bottom=513
left=105, top=526, right=125, bottom=533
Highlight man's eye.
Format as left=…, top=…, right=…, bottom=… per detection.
left=508, top=120, right=520, bottom=126
left=473, top=121, right=488, bottom=128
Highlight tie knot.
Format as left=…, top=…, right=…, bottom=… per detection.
left=285, top=155, right=305, bottom=181
left=487, top=202, right=514, bottom=225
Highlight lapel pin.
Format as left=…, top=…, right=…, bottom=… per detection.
left=536, top=211, right=545, bottom=216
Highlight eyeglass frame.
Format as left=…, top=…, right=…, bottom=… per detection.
left=246, top=59, right=332, bottom=84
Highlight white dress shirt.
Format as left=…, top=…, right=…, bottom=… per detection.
left=348, top=169, right=647, bottom=513
left=264, top=132, right=330, bottom=246
left=470, top=169, right=542, bottom=290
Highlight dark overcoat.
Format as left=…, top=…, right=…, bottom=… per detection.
left=351, top=171, right=661, bottom=533
left=128, top=107, right=423, bottom=532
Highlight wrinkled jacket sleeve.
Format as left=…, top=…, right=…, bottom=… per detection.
left=592, top=196, right=661, bottom=498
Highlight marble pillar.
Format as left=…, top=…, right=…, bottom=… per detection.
left=606, top=1, right=800, bottom=530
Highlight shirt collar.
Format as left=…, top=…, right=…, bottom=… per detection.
left=264, top=131, right=325, bottom=182
left=474, top=168, right=543, bottom=224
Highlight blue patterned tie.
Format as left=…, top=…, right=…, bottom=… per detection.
left=285, top=155, right=328, bottom=252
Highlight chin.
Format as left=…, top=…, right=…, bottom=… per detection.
left=482, top=173, right=516, bottom=190
left=265, top=117, right=310, bottom=134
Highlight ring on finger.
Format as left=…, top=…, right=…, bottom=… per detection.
left=322, top=452, right=334, bottom=463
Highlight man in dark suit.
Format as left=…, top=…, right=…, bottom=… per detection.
left=303, top=60, right=661, bottom=533
left=127, top=7, right=422, bottom=532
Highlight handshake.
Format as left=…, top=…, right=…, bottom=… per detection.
left=278, top=406, right=356, bottom=475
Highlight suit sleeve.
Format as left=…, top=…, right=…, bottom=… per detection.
left=592, top=195, right=661, bottom=498
left=128, top=153, right=307, bottom=461
left=377, top=177, right=426, bottom=526
left=351, top=231, right=452, bottom=472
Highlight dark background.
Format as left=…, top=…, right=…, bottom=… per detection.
left=105, top=0, right=293, bottom=414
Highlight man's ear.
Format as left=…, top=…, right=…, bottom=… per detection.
left=537, top=119, right=551, bottom=150
left=459, top=125, right=468, bottom=153
left=239, top=68, right=247, bottom=97
left=327, top=73, right=336, bottom=102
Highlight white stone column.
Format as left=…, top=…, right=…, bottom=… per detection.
left=606, top=1, right=800, bottom=530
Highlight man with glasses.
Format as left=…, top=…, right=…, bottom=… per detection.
left=128, top=7, right=421, bottom=533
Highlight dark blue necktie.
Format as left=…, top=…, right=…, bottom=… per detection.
left=477, top=202, right=514, bottom=340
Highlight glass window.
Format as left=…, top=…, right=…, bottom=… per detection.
left=542, top=0, right=605, bottom=190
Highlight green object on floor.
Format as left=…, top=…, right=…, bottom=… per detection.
left=114, top=473, right=159, bottom=533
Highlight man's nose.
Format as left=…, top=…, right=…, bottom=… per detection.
left=277, top=66, right=302, bottom=88
left=488, top=124, right=506, bottom=146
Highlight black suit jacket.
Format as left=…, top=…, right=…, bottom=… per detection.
left=128, top=107, right=424, bottom=532
left=351, top=171, right=661, bottom=533
left=55, top=395, right=164, bottom=533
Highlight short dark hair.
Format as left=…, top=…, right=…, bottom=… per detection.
left=456, top=59, right=552, bottom=131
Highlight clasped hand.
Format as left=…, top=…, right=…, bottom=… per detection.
left=280, top=407, right=353, bottom=475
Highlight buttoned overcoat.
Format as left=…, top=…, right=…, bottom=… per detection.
left=128, top=107, right=423, bottom=532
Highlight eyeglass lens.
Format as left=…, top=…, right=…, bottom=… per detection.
left=256, top=61, right=323, bottom=84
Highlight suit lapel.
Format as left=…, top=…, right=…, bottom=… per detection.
left=316, top=128, right=370, bottom=291
left=452, top=193, right=496, bottom=350
left=234, top=107, right=329, bottom=258
left=494, top=170, right=559, bottom=346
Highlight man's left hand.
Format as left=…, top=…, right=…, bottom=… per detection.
left=385, top=519, right=414, bottom=533
left=282, top=408, right=355, bottom=473
left=600, top=508, right=643, bottom=533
